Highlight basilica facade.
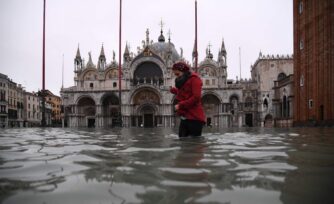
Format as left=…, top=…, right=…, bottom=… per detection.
left=61, top=29, right=257, bottom=128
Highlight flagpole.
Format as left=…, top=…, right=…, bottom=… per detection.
left=41, top=0, right=46, bottom=127
left=117, top=0, right=123, bottom=126
left=195, top=0, right=198, bottom=73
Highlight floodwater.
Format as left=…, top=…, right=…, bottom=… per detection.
left=0, top=128, right=334, bottom=204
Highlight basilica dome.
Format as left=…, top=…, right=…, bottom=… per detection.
left=150, top=33, right=180, bottom=62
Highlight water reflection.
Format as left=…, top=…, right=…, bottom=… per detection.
left=0, top=128, right=333, bottom=204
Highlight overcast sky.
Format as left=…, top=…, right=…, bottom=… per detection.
left=0, top=0, right=293, bottom=95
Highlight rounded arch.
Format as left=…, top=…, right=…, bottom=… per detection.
left=277, top=72, right=287, bottom=81
left=104, top=68, right=120, bottom=80
left=265, top=114, right=273, bottom=120
left=100, top=93, right=120, bottom=127
left=80, top=68, right=98, bottom=81
left=198, top=66, right=218, bottom=77
left=76, top=95, right=96, bottom=105
left=77, top=96, right=96, bottom=116
left=229, top=94, right=239, bottom=102
left=133, top=61, right=163, bottom=85
left=137, top=103, right=158, bottom=114
left=100, top=92, right=119, bottom=105
left=202, top=92, right=222, bottom=103
left=131, top=88, right=161, bottom=105
left=202, top=93, right=221, bottom=127
left=202, top=93, right=221, bottom=104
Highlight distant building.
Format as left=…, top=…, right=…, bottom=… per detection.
left=44, top=101, right=53, bottom=126
left=44, top=90, right=62, bottom=126
left=293, top=0, right=334, bottom=126
left=251, top=52, right=294, bottom=127
left=273, top=74, right=294, bottom=127
left=0, top=74, right=8, bottom=128
left=7, top=78, right=25, bottom=127
left=23, top=92, right=41, bottom=127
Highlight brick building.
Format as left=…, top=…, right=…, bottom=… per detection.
left=293, top=0, right=334, bottom=126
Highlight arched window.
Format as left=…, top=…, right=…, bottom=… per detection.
left=277, top=73, right=287, bottom=81
left=263, top=98, right=269, bottom=110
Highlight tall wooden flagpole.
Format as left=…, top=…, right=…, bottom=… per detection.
left=195, top=0, right=198, bottom=73
left=41, top=0, right=46, bottom=127
left=118, top=0, right=123, bottom=126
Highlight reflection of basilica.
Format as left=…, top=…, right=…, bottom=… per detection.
left=61, top=27, right=260, bottom=128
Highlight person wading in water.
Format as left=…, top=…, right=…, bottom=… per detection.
left=170, top=62, right=206, bottom=137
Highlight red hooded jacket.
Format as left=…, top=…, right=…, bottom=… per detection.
left=170, top=72, right=206, bottom=123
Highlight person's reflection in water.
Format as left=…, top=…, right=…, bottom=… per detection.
left=162, top=137, right=211, bottom=203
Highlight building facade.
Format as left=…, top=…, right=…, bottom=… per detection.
left=251, top=53, right=294, bottom=127
left=45, top=90, right=62, bottom=125
left=61, top=29, right=260, bottom=128
left=0, top=74, right=8, bottom=128
left=24, top=92, right=41, bottom=127
left=293, top=0, right=334, bottom=126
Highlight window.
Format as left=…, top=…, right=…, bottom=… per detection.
left=205, top=80, right=210, bottom=86
left=212, top=79, right=216, bottom=85
left=300, top=75, right=304, bottom=87
left=300, top=39, right=304, bottom=50
left=309, top=99, right=313, bottom=109
left=113, top=82, right=117, bottom=88
left=90, top=83, right=94, bottom=88
left=299, top=1, right=303, bottom=14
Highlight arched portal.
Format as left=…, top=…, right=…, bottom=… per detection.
left=202, top=94, right=221, bottom=127
left=139, top=105, right=155, bottom=127
left=133, top=62, right=163, bottom=86
left=77, top=97, right=96, bottom=127
left=101, top=94, right=120, bottom=127
left=131, top=89, right=160, bottom=127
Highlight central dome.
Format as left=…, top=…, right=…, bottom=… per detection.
left=150, top=41, right=180, bottom=62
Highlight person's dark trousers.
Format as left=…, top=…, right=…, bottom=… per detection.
left=179, top=119, right=204, bottom=137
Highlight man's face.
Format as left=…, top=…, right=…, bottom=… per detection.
left=172, top=70, right=183, bottom=78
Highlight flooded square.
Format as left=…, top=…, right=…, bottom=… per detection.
left=1, top=127, right=334, bottom=204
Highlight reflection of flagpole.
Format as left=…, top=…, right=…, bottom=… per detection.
left=118, top=0, right=122, bottom=126
left=41, top=0, right=46, bottom=127
left=195, top=0, right=198, bottom=73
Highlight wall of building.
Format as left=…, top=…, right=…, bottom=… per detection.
left=293, top=0, right=334, bottom=126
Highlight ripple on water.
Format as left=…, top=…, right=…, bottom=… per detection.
left=1, top=127, right=334, bottom=204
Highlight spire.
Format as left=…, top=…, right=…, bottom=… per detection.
left=74, top=45, right=83, bottom=72
left=124, top=43, right=129, bottom=54
left=146, top=28, right=150, bottom=46
left=206, top=43, right=213, bottom=59
left=158, top=19, right=165, bottom=42
left=99, top=43, right=105, bottom=57
left=167, top=29, right=172, bottom=43
left=220, top=38, right=226, bottom=54
left=76, top=44, right=81, bottom=59
left=98, top=44, right=106, bottom=70
left=123, top=43, right=130, bottom=62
